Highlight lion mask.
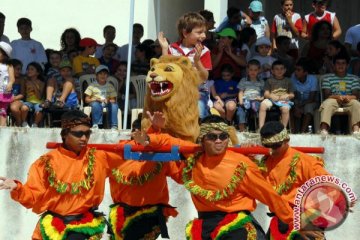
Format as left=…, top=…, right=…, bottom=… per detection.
left=142, top=55, right=202, bottom=142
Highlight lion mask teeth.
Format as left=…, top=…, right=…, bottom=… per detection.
left=149, top=81, right=174, bottom=97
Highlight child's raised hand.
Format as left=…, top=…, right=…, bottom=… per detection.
left=194, top=43, right=203, bottom=63
left=158, top=32, right=169, bottom=50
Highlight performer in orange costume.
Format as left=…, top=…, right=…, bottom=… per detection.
left=133, top=115, right=295, bottom=240
left=0, top=110, right=112, bottom=240
left=259, top=121, right=329, bottom=240
left=107, top=113, right=183, bottom=240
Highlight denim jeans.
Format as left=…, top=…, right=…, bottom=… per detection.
left=198, top=99, right=209, bottom=119
left=90, top=102, right=118, bottom=127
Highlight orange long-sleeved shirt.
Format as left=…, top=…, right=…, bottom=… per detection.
left=262, top=147, right=330, bottom=206
left=147, top=133, right=294, bottom=224
left=10, top=146, right=110, bottom=239
left=107, top=140, right=183, bottom=206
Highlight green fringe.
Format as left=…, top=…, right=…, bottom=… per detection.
left=63, top=219, right=106, bottom=239
left=112, top=162, right=163, bottom=185
left=122, top=207, right=159, bottom=234
left=275, top=153, right=300, bottom=196
left=214, top=215, right=252, bottom=240
left=288, top=230, right=301, bottom=240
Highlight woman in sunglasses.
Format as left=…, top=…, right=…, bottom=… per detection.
left=133, top=114, right=296, bottom=239
left=0, top=110, right=113, bottom=240
left=260, top=121, right=329, bottom=239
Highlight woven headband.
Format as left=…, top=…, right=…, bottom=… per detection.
left=61, top=117, right=91, bottom=129
left=261, top=128, right=289, bottom=145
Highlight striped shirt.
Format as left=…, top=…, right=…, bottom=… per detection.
left=321, top=73, right=360, bottom=95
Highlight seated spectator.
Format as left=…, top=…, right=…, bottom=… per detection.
left=84, top=65, right=118, bottom=129
left=198, top=79, right=214, bottom=120
left=45, top=50, right=62, bottom=83
left=301, top=20, right=332, bottom=74
left=11, top=18, right=47, bottom=74
left=291, top=58, right=318, bottom=133
left=238, top=27, right=257, bottom=62
left=271, top=36, right=294, bottom=77
left=252, top=36, right=276, bottom=80
left=241, top=0, right=270, bottom=39
left=9, top=59, right=25, bottom=126
left=0, top=41, right=14, bottom=126
left=72, top=37, right=100, bottom=77
left=60, top=28, right=81, bottom=60
left=215, top=7, right=251, bottom=32
left=302, top=0, right=341, bottom=40
left=131, top=43, right=151, bottom=76
left=114, top=62, right=136, bottom=110
left=321, top=40, right=347, bottom=74
left=348, top=42, right=360, bottom=77
left=0, top=12, right=10, bottom=43
left=21, top=62, right=45, bottom=128
left=211, top=64, right=238, bottom=123
left=259, top=60, right=294, bottom=129
left=150, top=39, right=162, bottom=59
left=199, top=9, right=217, bottom=51
left=118, top=23, right=144, bottom=62
left=237, top=59, right=264, bottom=132
left=98, top=42, right=120, bottom=75
left=41, top=60, right=78, bottom=109
left=319, top=54, right=360, bottom=136
left=211, top=28, right=246, bottom=80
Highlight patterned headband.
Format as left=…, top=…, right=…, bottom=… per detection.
left=197, top=122, right=233, bottom=146
left=261, top=128, right=289, bottom=145
left=61, top=117, right=91, bottom=129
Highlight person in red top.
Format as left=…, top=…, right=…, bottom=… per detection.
left=0, top=110, right=111, bottom=240
left=259, top=121, right=329, bottom=240
left=133, top=115, right=294, bottom=239
left=158, top=12, right=212, bottom=81
left=271, top=0, right=303, bottom=60
left=106, top=112, right=183, bottom=240
left=302, top=0, right=341, bottom=40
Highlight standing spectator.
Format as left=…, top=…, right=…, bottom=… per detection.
left=21, top=62, right=45, bottom=128
left=271, top=0, right=302, bottom=60
left=252, top=36, right=276, bottom=80
left=97, top=42, right=120, bottom=75
left=291, top=58, right=318, bottom=133
left=241, top=0, right=270, bottom=39
left=158, top=12, right=212, bottom=81
left=301, top=21, right=333, bottom=74
left=344, top=24, right=360, bottom=57
left=302, top=0, right=341, bottom=40
left=258, top=60, right=295, bottom=129
left=199, top=9, right=217, bottom=51
left=211, top=64, right=238, bottom=123
left=60, top=28, right=81, bottom=60
left=113, top=62, right=136, bottom=110
left=118, top=23, right=144, bottom=62
left=215, top=7, right=251, bottom=32
left=319, top=54, right=360, bottom=136
left=211, top=27, right=246, bottom=80
left=198, top=79, right=214, bottom=120
left=11, top=18, right=47, bottom=74
left=9, top=59, right=25, bottom=126
left=72, top=37, right=100, bottom=77
left=84, top=65, right=118, bottom=129
left=239, top=27, right=257, bottom=62
left=95, top=25, right=119, bottom=59
left=271, top=36, right=295, bottom=77
left=237, top=59, right=264, bottom=132
left=348, top=42, right=360, bottom=77
left=0, top=42, right=14, bottom=126
left=0, top=12, right=10, bottom=43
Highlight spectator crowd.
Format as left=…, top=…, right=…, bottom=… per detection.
left=1, top=0, right=360, bottom=136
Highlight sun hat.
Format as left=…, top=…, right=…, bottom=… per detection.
left=0, top=42, right=12, bottom=57
left=217, top=28, right=237, bottom=39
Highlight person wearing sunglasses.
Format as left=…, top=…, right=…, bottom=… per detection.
left=259, top=121, right=329, bottom=239
left=0, top=110, right=113, bottom=240
left=133, top=114, right=296, bottom=239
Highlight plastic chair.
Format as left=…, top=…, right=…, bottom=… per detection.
left=130, top=75, right=147, bottom=126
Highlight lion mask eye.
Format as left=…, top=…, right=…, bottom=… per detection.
left=164, top=66, right=174, bottom=72
left=150, top=67, right=155, bottom=71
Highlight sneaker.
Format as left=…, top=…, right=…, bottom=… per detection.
left=31, top=123, right=38, bottom=128
left=92, top=124, right=99, bottom=130
left=40, top=100, right=51, bottom=109
left=22, top=122, right=29, bottom=128
left=320, top=129, right=328, bottom=138
left=353, top=131, right=360, bottom=139
left=111, top=126, right=118, bottom=131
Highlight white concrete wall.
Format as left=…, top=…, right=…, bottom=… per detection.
left=0, top=128, right=359, bottom=239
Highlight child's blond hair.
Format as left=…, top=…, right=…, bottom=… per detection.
left=177, top=12, right=206, bottom=40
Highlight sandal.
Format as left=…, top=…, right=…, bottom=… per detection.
left=40, top=100, right=51, bottom=109
left=53, top=100, right=65, bottom=108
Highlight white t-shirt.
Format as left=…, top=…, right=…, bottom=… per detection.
left=241, top=16, right=269, bottom=39
left=345, top=24, right=360, bottom=51
left=10, top=39, right=47, bottom=74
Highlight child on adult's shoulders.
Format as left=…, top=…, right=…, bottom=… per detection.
left=237, top=59, right=265, bottom=132
left=258, top=60, right=294, bottom=129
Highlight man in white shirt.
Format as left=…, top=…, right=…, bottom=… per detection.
left=10, top=18, right=47, bottom=74
left=0, top=12, right=10, bottom=43
left=118, top=23, right=144, bottom=62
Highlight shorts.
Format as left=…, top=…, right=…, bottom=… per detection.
left=23, top=102, right=42, bottom=113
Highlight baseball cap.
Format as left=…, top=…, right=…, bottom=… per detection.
left=256, top=36, right=271, bottom=46
left=59, top=60, right=72, bottom=70
left=217, top=28, right=237, bottom=39
left=95, top=65, right=109, bottom=74
left=0, top=41, right=12, bottom=57
left=249, top=0, right=263, bottom=12
left=79, top=37, right=98, bottom=48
